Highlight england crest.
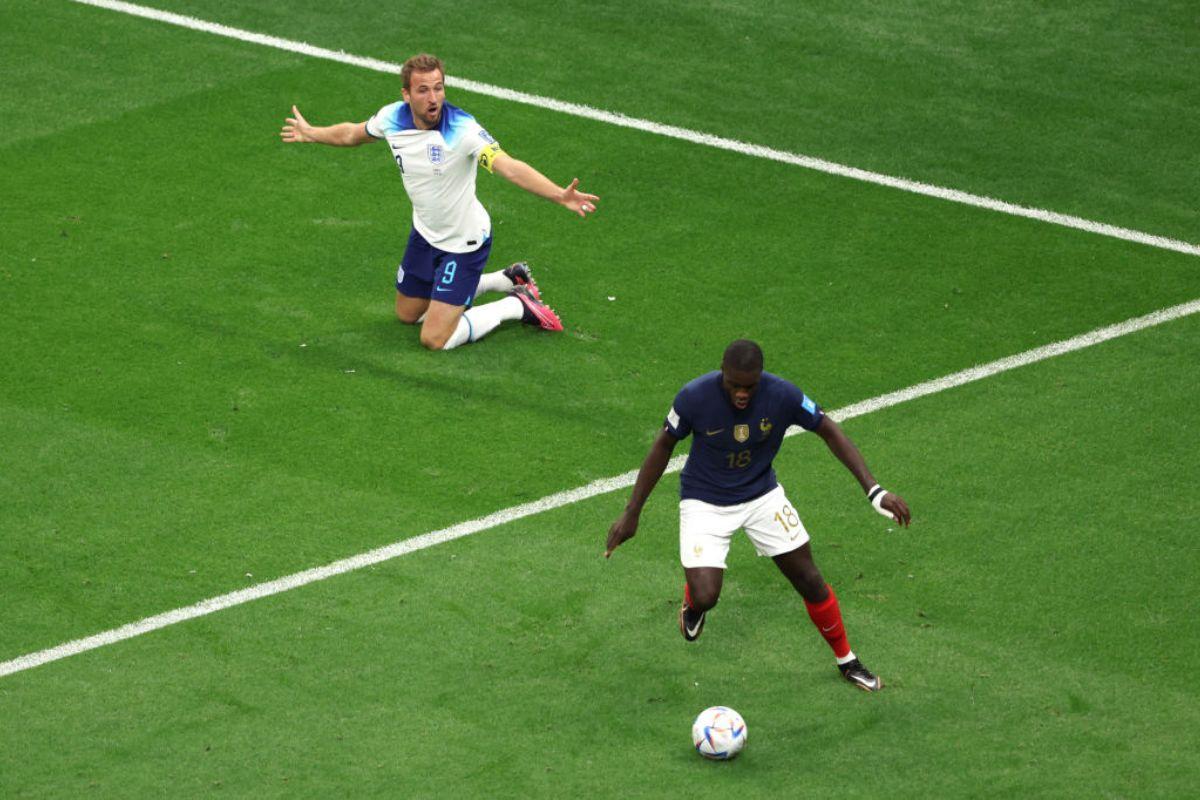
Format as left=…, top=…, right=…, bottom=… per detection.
left=734, top=424, right=750, bottom=443
left=427, top=144, right=444, bottom=164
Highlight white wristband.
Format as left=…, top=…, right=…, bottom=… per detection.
left=867, top=484, right=893, bottom=519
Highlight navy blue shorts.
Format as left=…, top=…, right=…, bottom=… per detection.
left=395, top=228, right=491, bottom=307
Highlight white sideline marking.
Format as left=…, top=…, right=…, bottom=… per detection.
left=70, top=0, right=1200, bottom=257
left=3, top=297, right=1199, bottom=679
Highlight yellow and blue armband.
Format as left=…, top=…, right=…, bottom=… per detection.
left=478, top=143, right=505, bottom=173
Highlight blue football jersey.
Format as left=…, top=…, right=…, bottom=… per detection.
left=664, top=371, right=824, bottom=505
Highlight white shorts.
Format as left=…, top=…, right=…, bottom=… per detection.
left=679, top=484, right=810, bottom=569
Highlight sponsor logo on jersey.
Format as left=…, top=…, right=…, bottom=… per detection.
left=734, top=424, right=749, bottom=443
left=427, top=144, right=444, bottom=164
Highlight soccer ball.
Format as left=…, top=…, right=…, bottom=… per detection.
left=691, top=706, right=747, bottom=760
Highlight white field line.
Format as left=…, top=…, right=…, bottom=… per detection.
left=4, top=297, right=1200, bottom=679
left=70, top=0, right=1200, bottom=257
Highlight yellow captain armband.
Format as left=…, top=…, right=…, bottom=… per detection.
left=478, top=143, right=505, bottom=173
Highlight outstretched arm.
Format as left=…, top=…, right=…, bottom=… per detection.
left=491, top=154, right=599, bottom=217
left=280, top=105, right=374, bottom=147
left=605, top=429, right=679, bottom=557
left=814, top=416, right=912, bottom=526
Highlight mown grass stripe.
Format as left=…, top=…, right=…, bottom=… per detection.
left=70, top=0, right=1200, bottom=258
left=4, top=296, right=1198, bottom=679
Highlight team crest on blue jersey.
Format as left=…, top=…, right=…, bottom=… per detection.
left=478, top=128, right=495, bottom=144
left=427, top=144, right=444, bottom=164
left=759, top=418, right=773, bottom=438
left=734, top=424, right=750, bottom=443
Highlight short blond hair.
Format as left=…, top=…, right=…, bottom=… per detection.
left=402, top=53, right=445, bottom=89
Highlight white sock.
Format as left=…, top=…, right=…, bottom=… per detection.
left=836, top=651, right=857, bottom=666
left=440, top=317, right=472, bottom=350
left=475, top=269, right=515, bottom=295
left=441, top=296, right=523, bottom=350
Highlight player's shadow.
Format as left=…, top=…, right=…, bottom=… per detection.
left=178, top=310, right=590, bottom=427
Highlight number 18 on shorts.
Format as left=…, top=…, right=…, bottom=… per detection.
left=679, top=485, right=810, bottom=569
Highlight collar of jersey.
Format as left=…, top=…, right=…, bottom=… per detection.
left=707, top=370, right=764, bottom=417
left=397, top=101, right=461, bottom=135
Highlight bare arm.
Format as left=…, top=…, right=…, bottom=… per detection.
left=814, top=415, right=877, bottom=491
left=280, top=105, right=375, bottom=147
left=491, top=153, right=599, bottom=217
left=814, top=415, right=912, bottom=526
left=605, top=429, right=679, bottom=557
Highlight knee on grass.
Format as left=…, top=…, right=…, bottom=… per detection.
left=419, top=329, right=451, bottom=350
left=396, top=307, right=423, bottom=325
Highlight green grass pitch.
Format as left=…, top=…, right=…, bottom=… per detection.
left=2, top=1, right=1198, bottom=796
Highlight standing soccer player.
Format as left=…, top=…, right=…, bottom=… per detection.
left=605, top=340, right=912, bottom=691
left=280, top=53, right=599, bottom=350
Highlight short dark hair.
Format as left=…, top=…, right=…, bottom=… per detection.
left=402, top=53, right=445, bottom=89
left=722, top=339, right=763, bottom=372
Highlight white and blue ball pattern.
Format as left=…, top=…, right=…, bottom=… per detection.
left=692, top=706, right=747, bottom=760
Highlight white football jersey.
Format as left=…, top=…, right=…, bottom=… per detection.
left=366, top=101, right=504, bottom=253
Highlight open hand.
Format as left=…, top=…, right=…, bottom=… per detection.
left=561, top=178, right=599, bottom=218
left=280, top=105, right=315, bottom=143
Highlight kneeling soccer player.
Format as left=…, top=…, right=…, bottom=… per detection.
left=605, top=339, right=912, bottom=691
left=281, top=53, right=599, bottom=350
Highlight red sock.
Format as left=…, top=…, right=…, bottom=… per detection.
left=804, top=583, right=852, bottom=659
